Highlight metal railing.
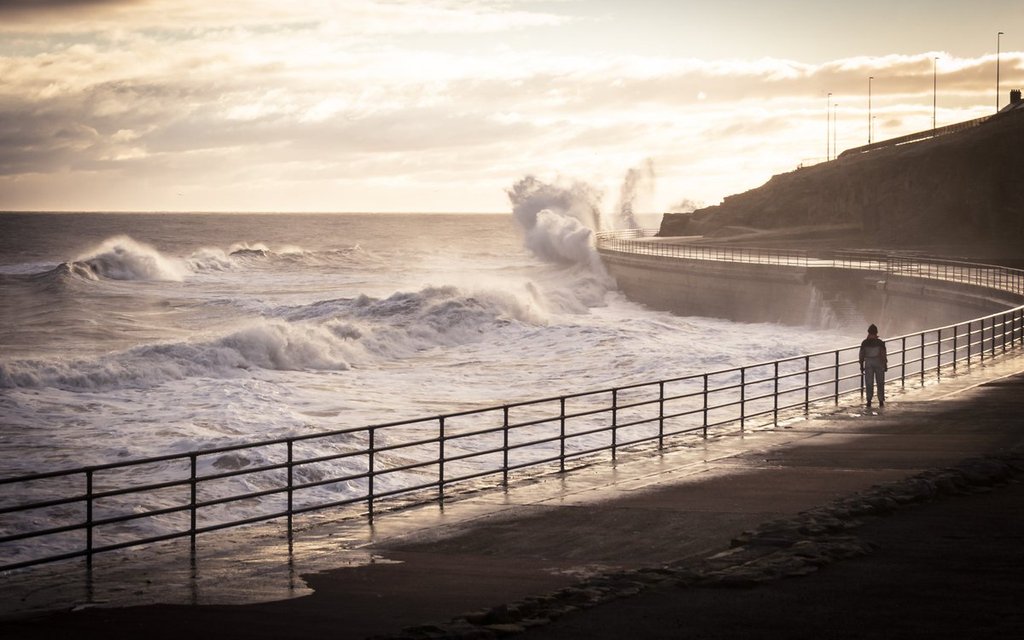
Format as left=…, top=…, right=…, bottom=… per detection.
left=3, top=238, right=1024, bottom=572
left=838, top=113, right=993, bottom=158
left=597, top=230, right=1024, bottom=299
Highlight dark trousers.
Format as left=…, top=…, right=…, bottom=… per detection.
left=864, top=363, right=886, bottom=404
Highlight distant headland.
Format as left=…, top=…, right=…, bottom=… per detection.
left=659, top=91, right=1024, bottom=264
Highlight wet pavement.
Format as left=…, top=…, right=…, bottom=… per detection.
left=3, top=355, right=1024, bottom=639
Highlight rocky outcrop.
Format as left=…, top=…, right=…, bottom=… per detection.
left=660, top=109, right=1024, bottom=254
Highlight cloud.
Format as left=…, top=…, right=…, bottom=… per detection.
left=0, top=1, right=1020, bottom=212
left=0, top=0, right=570, bottom=35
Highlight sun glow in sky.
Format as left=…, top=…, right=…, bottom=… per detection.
left=0, top=0, right=1020, bottom=214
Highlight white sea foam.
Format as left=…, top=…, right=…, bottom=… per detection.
left=0, top=212, right=859, bottom=565
left=507, top=175, right=613, bottom=280
left=0, top=281, right=563, bottom=391
left=73, top=235, right=186, bottom=281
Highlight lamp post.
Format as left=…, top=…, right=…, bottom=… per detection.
left=833, top=102, right=838, bottom=157
left=997, top=32, right=1005, bottom=112
left=868, top=76, right=873, bottom=144
left=826, top=92, right=832, bottom=161
left=933, top=57, right=938, bottom=131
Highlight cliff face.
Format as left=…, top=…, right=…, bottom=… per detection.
left=660, top=109, right=1024, bottom=254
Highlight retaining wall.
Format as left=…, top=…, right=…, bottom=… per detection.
left=598, top=249, right=1022, bottom=336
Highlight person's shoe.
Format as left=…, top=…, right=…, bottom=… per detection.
left=879, top=400, right=885, bottom=407
left=866, top=401, right=872, bottom=408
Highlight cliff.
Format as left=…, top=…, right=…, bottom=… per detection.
left=659, top=107, right=1024, bottom=258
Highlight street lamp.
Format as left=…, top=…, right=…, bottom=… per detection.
left=833, top=102, right=839, bottom=157
left=933, top=57, right=938, bottom=131
left=868, top=76, right=874, bottom=144
left=997, top=32, right=1005, bottom=112
left=826, top=92, right=832, bottom=161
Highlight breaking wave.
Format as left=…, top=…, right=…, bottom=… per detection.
left=11, top=235, right=375, bottom=284
left=187, top=242, right=371, bottom=273
left=0, top=283, right=555, bottom=391
left=507, top=175, right=609, bottom=275
left=72, top=235, right=186, bottom=281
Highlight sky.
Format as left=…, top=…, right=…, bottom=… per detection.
left=0, top=0, right=1020, bottom=214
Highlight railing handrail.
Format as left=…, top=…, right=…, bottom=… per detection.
left=595, top=231, right=1024, bottom=300
left=838, top=114, right=993, bottom=158
left=4, top=233, right=1024, bottom=572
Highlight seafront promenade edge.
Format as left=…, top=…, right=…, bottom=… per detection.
left=3, top=351, right=1024, bottom=639
left=5, top=238, right=1024, bottom=638
left=6, top=239, right=1024, bottom=575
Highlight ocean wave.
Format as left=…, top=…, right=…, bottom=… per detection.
left=1, top=262, right=101, bottom=290
left=187, top=242, right=371, bottom=272
left=13, top=234, right=374, bottom=281
left=73, top=235, right=186, bottom=281
left=507, top=176, right=614, bottom=281
left=0, top=270, right=613, bottom=391
left=0, top=318, right=357, bottom=391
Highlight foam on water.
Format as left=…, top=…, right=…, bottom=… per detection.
left=0, top=209, right=859, bottom=563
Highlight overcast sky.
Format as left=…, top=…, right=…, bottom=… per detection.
left=0, top=0, right=1020, bottom=213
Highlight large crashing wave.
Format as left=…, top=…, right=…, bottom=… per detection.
left=37, top=235, right=370, bottom=282
left=72, top=236, right=186, bottom=282
left=0, top=285, right=547, bottom=391
left=507, top=175, right=609, bottom=273
left=507, top=163, right=655, bottom=271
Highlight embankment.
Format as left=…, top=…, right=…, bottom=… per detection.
left=598, top=248, right=1022, bottom=335
left=658, top=107, right=1024, bottom=258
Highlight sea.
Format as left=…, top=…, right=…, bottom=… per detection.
left=0, top=199, right=856, bottom=490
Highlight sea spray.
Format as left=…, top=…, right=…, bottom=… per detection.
left=506, top=175, right=610, bottom=276
left=616, top=158, right=656, bottom=230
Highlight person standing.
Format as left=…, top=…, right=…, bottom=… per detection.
left=859, top=324, right=888, bottom=408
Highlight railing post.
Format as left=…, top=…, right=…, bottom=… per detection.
left=936, top=328, right=942, bottom=381
left=368, top=429, right=375, bottom=523
left=967, top=321, right=973, bottom=366
left=85, top=469, right=94, bottom=570
left=804, top=355, right=810, bottom=414
left=503, top=406, right=511, bottom=484
left=981, top=318, right=987, bottom=362
left=739, top=367, right=746, bottom=431
left=658, top=381, right=665, bottom=449
left=702, top=374, right=709, bottom=438
left=559, top=398, right=566, bottom=473
left=189, top=453, right=198, bottom=552
left=834, top=350, right=840, bottom=403
left=286, top=440, right=294, bottom=538
left=1017, top=309, right=1022, bottom=348
left=953, top=325, right=959, bottom=373
left=1013, top=311, right=1018, bottom=349
left=611, top=388, right=618, bottom=461
left=773, top=362, right=779, bottom=426
left=920, top=333, right=926, bottom=385
left=438, top=416, right=445, bottom=504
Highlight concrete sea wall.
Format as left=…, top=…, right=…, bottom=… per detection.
left=598, top=249, right=1023, bottom=336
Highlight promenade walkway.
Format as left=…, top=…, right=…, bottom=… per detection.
left=3, top=355, right=1024, bottom=639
